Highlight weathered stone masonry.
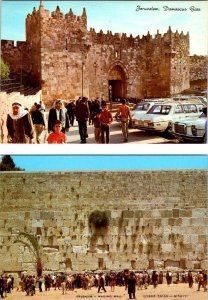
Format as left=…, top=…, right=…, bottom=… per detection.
left=1, top=4, right=196, bottom=106
left=0, top=170, right=207, bottom=274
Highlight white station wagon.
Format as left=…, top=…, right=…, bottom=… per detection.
left=134, top=102, right=204, bottom=132
left=131, top=99, right=171, bottom=129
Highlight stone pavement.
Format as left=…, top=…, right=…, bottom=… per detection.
left=6, top=284, right=207, bottom=300
left=41, top=121, right=178, bottom=144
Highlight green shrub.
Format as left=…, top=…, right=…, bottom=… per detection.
left=0, top=58, right=10, bottom=79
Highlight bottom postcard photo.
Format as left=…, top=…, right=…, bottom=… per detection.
left=0, top=155, right=207, bottom=300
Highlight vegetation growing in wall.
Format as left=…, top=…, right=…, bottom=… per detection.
left=14, top=232, right=43, bottom=276
left=0, top=58, right=10, bottom=79
left=88, top=210, right=109, bottom=229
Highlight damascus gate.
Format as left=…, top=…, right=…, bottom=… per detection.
left=0, top=169, right=207, bottom=275
left=1, top=3, right=191, bottom=106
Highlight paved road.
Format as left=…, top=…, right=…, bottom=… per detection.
left=41, top=121, right=178, bottom=144
left=6, top=283, right=207, bottom=300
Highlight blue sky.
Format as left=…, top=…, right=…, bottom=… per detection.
left=1, top=1, right=208, bottom=55
left=10, top=155, right=207, bottom=171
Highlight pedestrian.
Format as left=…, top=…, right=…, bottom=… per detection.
left=6, top=102, right=34, bottom=143
left=187, top=270, right=193, bottom=288
left=75, top=97, right=89, bottom=143
left=97, top=273, right=106, bottom=293
left=197, top=271, right=204, bottom=291
left=114, top=99, right=132, bottom=142
left=99, top=104, right=113, bottom=144
left=166, top=271, right=172, bottom=285
left=110, top=273, right=116, bottom=292
left=93, top=108, right=102, bottom=143
left=158, top=271, right=163, bottom=284
left=61, top=273, right=66, bottom=295
left=31, top=104, right=45, bottom=143
left=127, top=272, right=136, bottom=299
left=48, top=99, right=70, bottom=134
left=47, top=120, right=67, bottom=144
left=151, top=270, right=158, bottom=288
left=66, top=100, right=76, bottom=126
left=38, top=276, right=44, bottom=292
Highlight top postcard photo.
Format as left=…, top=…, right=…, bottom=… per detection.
left=0, top=0, right=207, bottom=153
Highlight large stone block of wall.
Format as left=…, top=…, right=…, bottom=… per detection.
left=0, top=170, right=207, bottom=273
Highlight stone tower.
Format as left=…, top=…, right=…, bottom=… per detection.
left=1, top=3, right=190, bottom=105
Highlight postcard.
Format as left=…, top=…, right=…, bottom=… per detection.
left=0, top=1, right=207, bottom=154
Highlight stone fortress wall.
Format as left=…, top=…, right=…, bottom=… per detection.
left=2, top=4, right=206, bottom=106
left=0, top=170, right=207, bottom=274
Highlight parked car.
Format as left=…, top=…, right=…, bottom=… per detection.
left=169, top=111, right=207, bottom=143
left=134, top=101, right=204, bottom=132
left=131, top=99, right=171, bottom=128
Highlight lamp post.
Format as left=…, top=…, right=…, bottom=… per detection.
left=81, top=59, right=84, bottom=99
left=109, top=85, right=112, bottom=112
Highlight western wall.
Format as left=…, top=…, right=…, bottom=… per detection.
left=0, top=169, right=207, bottom=275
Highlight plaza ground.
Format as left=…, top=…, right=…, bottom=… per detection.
left=6, top=283, right=207, bottom=300
left=40, top=120, right=179, bottom=144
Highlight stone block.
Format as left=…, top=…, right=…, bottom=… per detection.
left=122, top=210, right=134, bottom=218
left=179, top=209, right=192, bottom=217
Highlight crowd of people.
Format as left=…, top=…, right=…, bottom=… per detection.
left=0, top=269, right=207, bottom=298
left=6, top=96, right=133, bottom=144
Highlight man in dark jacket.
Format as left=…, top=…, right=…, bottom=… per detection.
left=31, top=104, right=45, bottom=143
left=48, top=99, right=70, bottom=133
left=75, top=97, right=89, bottom=143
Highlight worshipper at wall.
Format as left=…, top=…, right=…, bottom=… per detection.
left=6, top=102, right=34, bottom=143
left=48, top=99, right=70, bottom=134
left=187, top=270, right=193, bottom=288
left=31, top=104, right=45, bottom=143
left=127, top=272, right=136, bottom=299
left=114, top=99, right=132, bottom=142
left=151, top=270, right=158, bottom=288
left=166, top=270, right=172, bottom=285
left=97, top=273, right=106, bottom=293
left=99, top=104, right=113, bottom=144
left=47, top=120, right=67, bottom=144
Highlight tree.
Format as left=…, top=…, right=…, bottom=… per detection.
left=14, top=232, right=43, bottom=277
left=0, top=155, right=24, bottom=171
left=0, top=58, right=10, bottom=79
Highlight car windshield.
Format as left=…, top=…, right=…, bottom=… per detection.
left=147, top=105, right=171, bottom=115
left=135, top=103, right=150, bottom=111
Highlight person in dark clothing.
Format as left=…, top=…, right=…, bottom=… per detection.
left=151, top=271, right=158, bottom=288
left=75, top=98, right=89, bottom=143
left=97, top=274, right=106, bottom=293
left=66, top=100, right=76, bottom=126
left=187, top=271, right=193, bottom=288
left=31, top=104, right=45, bottom=143
left=127, top=272, right=136, bottom=299
left=48, top=99, right=70, bottom=134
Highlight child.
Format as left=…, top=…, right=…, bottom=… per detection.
left=47, top=120, right=67, bottom=144
left=93, top=108, right=102, bottom=143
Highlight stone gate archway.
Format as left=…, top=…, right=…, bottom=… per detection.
left=108, top=65, right=127, bottom=101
